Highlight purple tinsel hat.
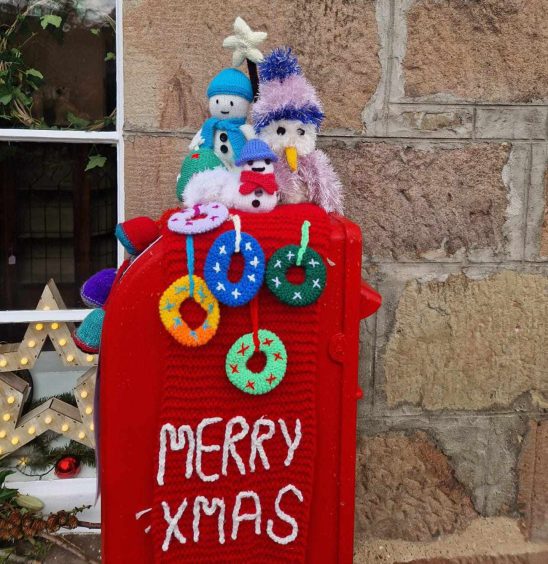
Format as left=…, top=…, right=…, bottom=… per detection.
left=252, top=47, right=324, bottom=132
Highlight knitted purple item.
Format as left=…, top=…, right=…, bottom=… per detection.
left=80, top=268, right=117, bottom=308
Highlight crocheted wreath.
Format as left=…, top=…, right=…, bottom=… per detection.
left=167, top=202, right=228, bottom=235
left=204, top=230, right=265, bottom=306
left=265, top=244, right=326, bottom=306
left=159, top=275, right=220, bottom=347
left=225, top=329, right=287, bottom=395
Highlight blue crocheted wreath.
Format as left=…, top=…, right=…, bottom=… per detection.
left=204, top=230, right=265, bottom=306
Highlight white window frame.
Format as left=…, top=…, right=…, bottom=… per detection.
left=0, top=0, right=125, bottom=324
left=0, top=0, right=124, bottom=515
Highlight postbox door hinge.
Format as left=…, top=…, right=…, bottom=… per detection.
left=329, top=333, right=346, bottom=363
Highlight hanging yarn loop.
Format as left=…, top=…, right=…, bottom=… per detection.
left=225, top=329, right=287, bottom=395
left=296, top=220, right=310, bottom=266
left=250, top=296, right=260, bottom=351
left=186, top=235, right=195, bottom=297
left=231, top=214, right=242, bottom=253
left=204, top=230, right=265, bottom=307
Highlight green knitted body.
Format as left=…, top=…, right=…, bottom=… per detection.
left=176, top=148, right=225, bottom=201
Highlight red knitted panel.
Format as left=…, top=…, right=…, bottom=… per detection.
left=151, top=204, right=330, bottom=563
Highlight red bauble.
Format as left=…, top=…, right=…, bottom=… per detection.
left=54, top=456, right=81, bottom=479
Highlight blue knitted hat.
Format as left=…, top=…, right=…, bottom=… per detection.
left=207, top=69, right=253, bottom=102
left=235, top=139, right=278, bottom=166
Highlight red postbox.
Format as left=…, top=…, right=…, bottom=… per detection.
left=100, top=204, right=380, bottom=563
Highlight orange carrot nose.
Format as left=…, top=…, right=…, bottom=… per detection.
left=285, top=146, right=298, bottom=172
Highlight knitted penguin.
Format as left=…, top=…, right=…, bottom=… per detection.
left=253, top=48, right=343, bottom=214
left=189, top=68, right=255, bottom=169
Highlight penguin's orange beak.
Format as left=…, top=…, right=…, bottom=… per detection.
left=285, top=146, right=298, bottom=172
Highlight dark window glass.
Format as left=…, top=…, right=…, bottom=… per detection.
left=0, top=142, right=117, bottom=341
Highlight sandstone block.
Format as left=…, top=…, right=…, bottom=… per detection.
left=404, top=0, right=548, bottom=103
left=124, top=134, right=186, bottom=219
left=124, top=0, right=380, bottom=131
left=356, top=431, right=477, bottom=542
left=382, top=271, right=548, bottom=411
left=324, top=141, right=510, bottom=259
left=388, top=106, right=474, bottom=138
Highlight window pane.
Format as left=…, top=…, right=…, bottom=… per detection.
left=0, top=142, right=117, bottom=340
left=0, top=0, right=116, bottom=130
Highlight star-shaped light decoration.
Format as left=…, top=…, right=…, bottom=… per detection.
left=0, top=280, right=97, bottom=457
left=223, top=16, right=267, bottom=67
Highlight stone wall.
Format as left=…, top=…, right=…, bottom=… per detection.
left=123, top=1, right=548, bottom=562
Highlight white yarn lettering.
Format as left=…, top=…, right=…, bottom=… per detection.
left=231, top=491, right=261, bottom=540
left=161, top=499, right=188, bottom=551
left=157, top=423, right=195, bottom=486
left=266, top=484, right=303, bottom=545
left=278, top=418, right=302, bottom=467
left=196, top=417, right=222, bottom=482
left=192, top=496, right=226, bottom=544
left=222, top=416, right=249, bottom=476
left=249, top=417, right=275, bottom=472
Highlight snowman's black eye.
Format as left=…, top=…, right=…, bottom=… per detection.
left=277, top=127, right=286, bottom=135
left=216, top=99, right=219, bottom=104
left=247, top=160, right=253, bottom=166
left=230, top=100, right=234, bottom=106
left=297, top=128, right=305, bottom=136
left=265, top=159, right=271, bottom=165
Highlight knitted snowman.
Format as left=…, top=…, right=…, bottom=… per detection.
left=189, top=68, right=255, bottom=169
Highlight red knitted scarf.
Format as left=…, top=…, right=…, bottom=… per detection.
left=239, top=170, right=278, bottom=195
left=151, top=204, right=330, bottom=563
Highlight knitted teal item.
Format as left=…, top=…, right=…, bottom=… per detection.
left=74, top=308, right=105, bottom=353
left=266, top=244, right=327, bottom=306
left=176, top=148, right=225, bottom=201
left=115, top=224, right=137, bottom=255
left=201, top=117, right=247, bottom=161
left=235, top=138, right=278, bottom=166
left=207, top=68, right=253, bottom=102
left=226, top=329, right=287, bottom=395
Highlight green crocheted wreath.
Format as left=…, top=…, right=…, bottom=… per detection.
left=265, top=244, right=327, bottom=306
left=225, top=329, right=287, bottom=395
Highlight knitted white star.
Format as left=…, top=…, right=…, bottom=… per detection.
left=223, top=16, right=267, bottom=67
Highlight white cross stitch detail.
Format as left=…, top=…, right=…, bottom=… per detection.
left=272, top=277, right=281, bottom=288
left=312, top=278, right=321, bottom=289
left=247, top=274, right=256, bottom=282
left=250, top=256, right=259, bottom=268
left=286, top=250, right=295, bottom=260
left=217, top=282, right=226, bottom=292
left=213, top=262, right=221, bottom=273
left=219, top=245, right=227, bottom=255
left=274, top=259, right=282, bottom=269
left=245, top=242, right=252, bottom=251
left=308, top=258, right=319, bottom=268
left=292, top=292, right=302, bottom=301
left=232, top=288, right=241, bottom=299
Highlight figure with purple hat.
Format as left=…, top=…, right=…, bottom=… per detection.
left=183, top=138, right=280, bottom=214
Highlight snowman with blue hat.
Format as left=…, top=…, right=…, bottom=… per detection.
left=189, top=68, right=255, bottom=168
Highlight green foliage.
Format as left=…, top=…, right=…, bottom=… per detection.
left=0, top=471, right=17, bottom=503
left=85, top=154, right=107, bottom=171
left=40, top=14, right=62, bottom=30
left=104, top=51, right=115, bottom=62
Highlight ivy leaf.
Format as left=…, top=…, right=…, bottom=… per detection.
left=85, top=155, right=107, bottom=171
left=0, top=470, right=14, bottom=487
left=0, top=93, right=12, bottom=105
left=14, top=88, right=32, bottom=105
left=26, top=68, right=44, bottom=80
left=67, top=112, right=90, bottom=128
left=90, top=28, right=100, bottom=36
left=40, top=14, right=62, bottom=30
left=104, top=51, right=115, bottom=62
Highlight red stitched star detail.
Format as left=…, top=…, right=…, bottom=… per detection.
left=229, top=364, right=239, bottom=374
left=237, top=343, right=250, bottom=356
left=245, top=380, right=255, bottom=390
left=273, top=352, right=283, bottom=361
left=266, top=374, right=277, bottom=385
left=191, top=153, right=199, bottom=159
left=262, top=337, right=273, bottom=346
